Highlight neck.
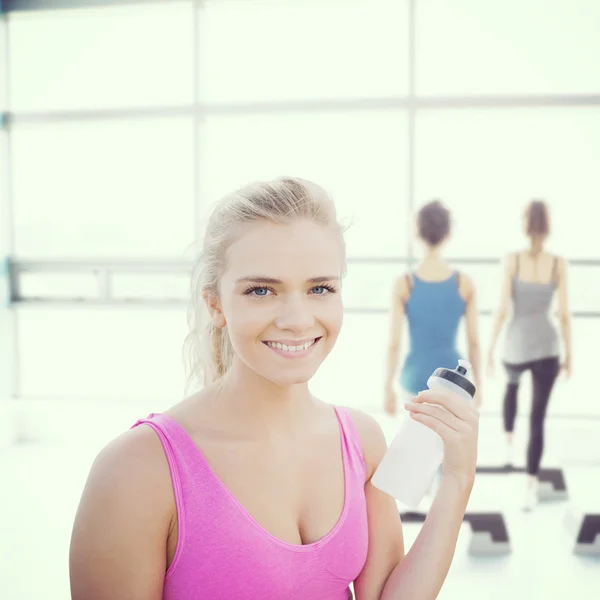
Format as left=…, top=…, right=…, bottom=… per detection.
left=422, top=245, right=443, bottom=262
left=529, top=237, right=544, bottom=254
left=211, top=359, right=314, bottom=435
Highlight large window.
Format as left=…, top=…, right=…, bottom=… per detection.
left=0, top=18, right=7, bottom=113
left=415, top=108, right=600, bottom=259
left=200, top=0, right=409, bottom=103
left=12, top=117, right=195, bottom=258
left=3, top=0, right=600, bottom=419
left=200, top=110, right=409, bottom=257
left=17, top=307, right=188, bottom=399
left=8, top=3, right=194, bottom=111
left=416, top=0, right=600, bottom=95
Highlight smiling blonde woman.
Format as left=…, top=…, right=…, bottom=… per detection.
left=69, top=177, right=479, bottom=600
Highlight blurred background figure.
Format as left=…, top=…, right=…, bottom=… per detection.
left=384, top=200, right=482, bottom=417
left=487, top=200, right=572, bottom=510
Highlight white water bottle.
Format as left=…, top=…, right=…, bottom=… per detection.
left=372, top=360, right=476, bottom=508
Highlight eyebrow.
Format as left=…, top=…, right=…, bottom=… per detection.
left=235, top=276, right=340, bottom=285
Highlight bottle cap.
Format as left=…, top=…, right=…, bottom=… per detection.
left=432, top=360, right=476, bottom=397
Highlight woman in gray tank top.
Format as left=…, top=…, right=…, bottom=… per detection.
left=487, top=200, right=572, bottom=511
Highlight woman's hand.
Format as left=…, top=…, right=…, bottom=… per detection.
left=384, top=387, right=397, bottom=417
left=404, top=389, right=479, bottom=485
left=561, top=354, right=572, bottom=380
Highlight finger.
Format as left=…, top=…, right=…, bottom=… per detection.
left=406, top=401, right=469, bottom=432
left=413, top=389, right=477, bottom=420
left=409, top=411, right=461, bottom=441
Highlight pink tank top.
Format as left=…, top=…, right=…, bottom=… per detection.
left=131, top=406, right=369, bottom=600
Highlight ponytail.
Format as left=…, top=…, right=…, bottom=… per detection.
left=183, top=297, right=234, bottom=394
left=207, top=322, right=234, bottom=383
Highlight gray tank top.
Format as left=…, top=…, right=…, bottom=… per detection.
left=503, top=254, right=560, bottom=365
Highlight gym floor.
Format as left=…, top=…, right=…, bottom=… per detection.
left=1, top=399, right=598, bottom=600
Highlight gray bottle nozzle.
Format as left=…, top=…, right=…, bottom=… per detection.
left=432, top=359, right=476, bottom=397
left=456, top=359, right=471, bottom=376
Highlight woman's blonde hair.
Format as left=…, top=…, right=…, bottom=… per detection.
left=183, top=177, right=345, bottom=392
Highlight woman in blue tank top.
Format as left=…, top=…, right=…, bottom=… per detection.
left=384, top=200, right=482, bottom=416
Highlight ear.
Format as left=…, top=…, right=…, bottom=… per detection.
left=202, top=292, right=226, bottom=328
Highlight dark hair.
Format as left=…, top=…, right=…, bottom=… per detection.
left=417, top=199, right=451, bottom=246
left=525, top=199, right=550, bottom=237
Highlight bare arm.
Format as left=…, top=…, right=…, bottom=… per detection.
left=557, top=257, right=572, bottom=375
left=384, top=276, right=409, bottom=413
left=350, top=394, right=477, bottom=600
left=461, top=275, right=482, bottom=406
left=350, top=412, right=405, bottom=600
left=379, top=476, right=472, bottom=600
left=488, top=254, right=515, bottom=367
left=69, top=427, right=174, bottom=600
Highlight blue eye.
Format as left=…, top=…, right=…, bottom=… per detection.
left=245, top=286, right=271, bottom=297
left=311, top=285, right=336, bottom=295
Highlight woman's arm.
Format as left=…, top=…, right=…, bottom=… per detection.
left=557, top=257, right=572, bottom=377
left=351, top=392, right=478, bottom=600
left=460, top=274, right=482, bottom=407
left=384, top=276, right=409, bottom=415
left=379, top=475, right=472, bottom=600
left=69, top=427, right=174, bottom=600
left=349, top=412, right=405, bottom=600
left=487, top=254, right=516, bottom=372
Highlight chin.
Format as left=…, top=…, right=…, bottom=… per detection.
left=265, top=368, right=318, bottom=387
left=248, top=360, right=321, bottom=387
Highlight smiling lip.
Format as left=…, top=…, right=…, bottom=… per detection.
left=262, top=337, right=322, bottom=358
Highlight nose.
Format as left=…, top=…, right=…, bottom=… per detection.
left=274, top=294, right=316, bottom=333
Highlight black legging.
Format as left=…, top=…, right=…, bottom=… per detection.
left=503, top=357, right=560, bottom=476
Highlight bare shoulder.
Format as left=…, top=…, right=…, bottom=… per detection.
left=393, top=273, right=411, bottom=303
left=80, top=425, right=175, bottom=521
left=506, top=252, right=518, bottom=270
left=556, top=254, right=569, bottom=270
left=343, top=408, right=388, bottom=479
left=70, top=424, right=175, bottom=599
left=457, top=271, right=475, bottom=300
left=91, top=424, right=170, bottom=482
left=497, top=252, right=517, bottom=280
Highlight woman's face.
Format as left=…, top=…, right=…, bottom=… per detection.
left=211, top=219, right=345, bottom=387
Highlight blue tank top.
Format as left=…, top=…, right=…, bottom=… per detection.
left=400, top=272, right=466, bottom=394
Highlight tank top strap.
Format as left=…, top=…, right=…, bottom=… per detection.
left=131, top=412, right=195, bottom=452
left=333, top=406, right=367, bottom=482
left=130, top=413, right=188, bottom=538
left=131, top=413, right=217, bottom=476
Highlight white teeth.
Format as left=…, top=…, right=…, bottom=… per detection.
left=267, top=339, right=317, bottom=352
